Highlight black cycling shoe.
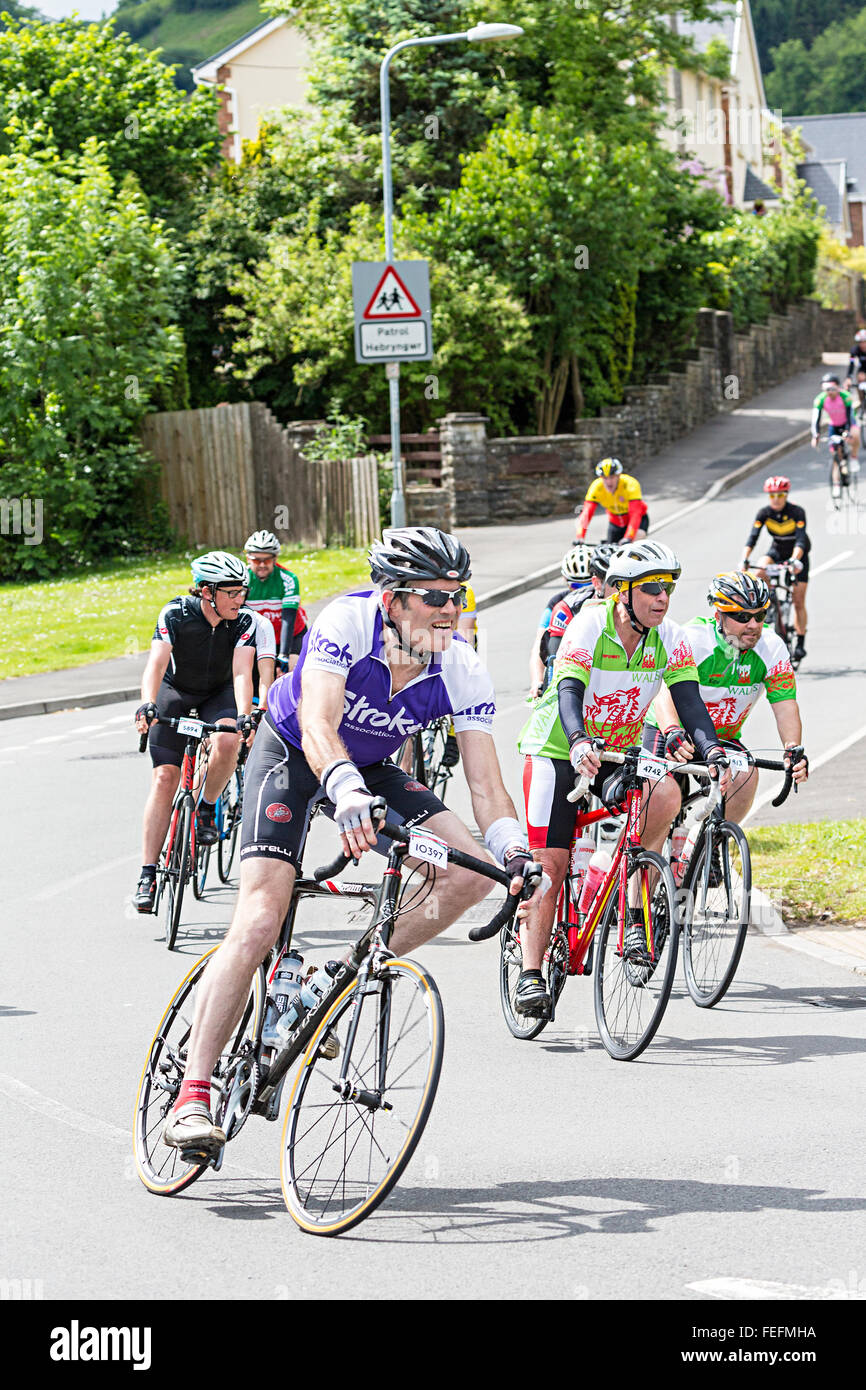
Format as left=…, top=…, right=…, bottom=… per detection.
left=441, top=734, right=460, bottom=768
left=623, top=923, right=652, bottom=966
left=196, top=802, right=218, bottom=846
left=133, top=872, right=156, bottom=914
left=514, top=970, right=551, bottom=1017
left=793, top=639, right=806, bottom=664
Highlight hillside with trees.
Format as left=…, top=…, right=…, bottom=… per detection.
left=111, top=0, right=266, bottom=89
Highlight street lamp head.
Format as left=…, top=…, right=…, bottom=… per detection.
left=465, top=22, right=524, bottom=41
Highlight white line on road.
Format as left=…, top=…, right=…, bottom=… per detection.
left=0, top=1073, right=129, bottom=1145
left=688, top=1276, right=864, bottom=1300
left=809, top=549, right=854, bottom=577
left=742, top=721, right=866, bottom=825
left=31, top=852, right=140, bottom=902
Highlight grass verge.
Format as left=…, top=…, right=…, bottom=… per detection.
left=2, top=546, right=370, bottom=681
left=748, top=819, right=866, bottom=926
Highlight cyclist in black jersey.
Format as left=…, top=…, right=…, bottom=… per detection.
left=132, top=551, right=256, bottom=912
left=741, top=476, right=810, bottom=662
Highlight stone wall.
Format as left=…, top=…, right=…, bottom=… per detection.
left=405, top=300, right=857, bottom=530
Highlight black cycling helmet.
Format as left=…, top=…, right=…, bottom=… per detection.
left=822, top=373, right=840, bottom=385
left=708, top=570, right=770, bottom=613
left=369, top=527, right=471, bottom=587
left=589, top=541, right=617, bottom=582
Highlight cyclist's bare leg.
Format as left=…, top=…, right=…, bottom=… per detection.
left=849, top=423, right=860, bottom=464
left=201, top=724, right=240, bottom=804
left=387, top=808, right=508, bottom=956
left=519, top=847, right=569, bottom=971
left=142, top=764, right=181, bottom=864
left=182, top=857, right=296, bottom=1084
left=792, top=581, right=807, bottom=636
left=629, top=776, right=682, bottom=909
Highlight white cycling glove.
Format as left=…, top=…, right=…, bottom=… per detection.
left=322, top=761, right=376, bottom=838
left=569, top=738, right=594, bottom=773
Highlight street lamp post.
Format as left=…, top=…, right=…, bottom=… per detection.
left=379, top=22, right=524, bottom=529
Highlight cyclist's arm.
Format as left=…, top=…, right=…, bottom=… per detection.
left=278, top=614, right=293, bottom=661
left=140, top=640, right=172, bottom=706
left=456, top=730, right=540, bottom=902
left=669, top=680, right=721, bottom=760
left=528, top=631, right=546, bottom=696
left=297, top=667, right=353, bottom=777
left=232, top=645, right=255, bottom=720
left=623, top=495, right=647, bottom=542
left=651, top=684, right=691, bottom=746
left=772, top=698, right=802, bottom=750
left=810, top=395, right=824, bottom=440
left=574, top=498, right=597, bottom=541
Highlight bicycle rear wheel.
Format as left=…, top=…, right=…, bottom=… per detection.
left=422, top=719, right=455, bottom=801
left=164, top=801, right=191, bottom=951
left=593, top=849, right=679, bottom=1061
left=217, top=772, right=243, bottom=883
left=133, top=948, right=266, bottom=1195
left=683, top=820, right=751, bottom=1007
left=192, top=841, right=211, bottom=900
left=281, top=958, right=444, bottom=1236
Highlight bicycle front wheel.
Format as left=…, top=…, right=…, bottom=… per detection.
left=683, top=820, right=751, bottom=1007
left=593, top=849, right=679, bottom=1061
left=133, top=948, right=266, bottom=1196
left=217, top=772, right=243, bottom=883
left=192, top=840, right=211, bottom=900
left=281, top=958, right=444, bottom=1236
left=498, top=912, right=566, bottom=1041
left=164, top=801, right=191, bottom=950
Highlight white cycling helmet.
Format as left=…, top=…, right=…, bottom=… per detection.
left=191, top=551, right=249, bottom=588
left=607, top=539, right=681, bottom=586
left=561, top=543, right=593, bottom=582
left=244, top=529, right=280, bottom=554
left=855, top=329, right=866, bottom=342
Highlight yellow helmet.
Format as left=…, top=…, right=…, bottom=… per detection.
left=595, top=457, right=623, bottom=480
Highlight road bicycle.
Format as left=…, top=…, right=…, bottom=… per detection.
left=664, top=745, right=800, bottom=1007
left=827, top=430, right=859, bottom=510
left=138, top=714, right=236, bottom=950
left=762, top=561, right=801, bottom=668
left=133, top=799, right=540, bottom=1235
left=396, top=717, right=459, bottom=801
left=478, top=742, right=680, bottom=1062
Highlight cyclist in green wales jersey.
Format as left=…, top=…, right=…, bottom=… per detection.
left=517, top=540, right=730, bottom=1016
left=645, top=571, right=809, bottom=826
left=243, top=530, right=307, bottom=673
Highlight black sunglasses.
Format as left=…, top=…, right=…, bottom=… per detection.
left=636, top=581, right=676, bottom=596
left=393, top=586, right=467, bottom=609
left=724, top=607, right=769, bottom=624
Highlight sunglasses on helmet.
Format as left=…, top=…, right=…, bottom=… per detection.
left=393, top=585, right=467, bottom=609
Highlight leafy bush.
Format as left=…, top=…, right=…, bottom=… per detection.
left=698, top=205, right=820, bottom=330
left=0, top=141, right=184, bottom=578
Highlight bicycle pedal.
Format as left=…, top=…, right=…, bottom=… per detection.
left=179, top=1145, right=217, bottom=1168
left=318, top=1030, right=341, bottom=1061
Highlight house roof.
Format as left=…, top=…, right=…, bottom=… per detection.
left=796, top=159, right=849, bottom=225
left=787, top=112, right=866, bottom=204
left=192, top=15, right=288, bottom=83
left=743, top=164, right=778, bottom=203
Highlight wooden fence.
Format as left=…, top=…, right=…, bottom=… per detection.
left=142, top=403, right=381, bottom=550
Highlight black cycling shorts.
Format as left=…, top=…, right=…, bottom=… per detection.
left=768, top=542, right=809, bottom=583
left=607, top=509, right=649, bottom=544
left=240, top=715, right=446, bottom=872
left=149, top=680, right=237, bottom=768
left=289, top=625, right=307, bottom=658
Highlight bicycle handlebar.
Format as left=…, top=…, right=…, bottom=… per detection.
left=136, top=712, right=249, bottom=754
left=311, top=798, right=542, bottom=943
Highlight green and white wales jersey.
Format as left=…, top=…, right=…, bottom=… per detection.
left=646, top=615, right=796, bottom=741
left=518, top=598, right=699, bottom=760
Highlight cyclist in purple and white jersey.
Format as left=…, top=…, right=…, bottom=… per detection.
left=162, top=528, right=548, bottom=1162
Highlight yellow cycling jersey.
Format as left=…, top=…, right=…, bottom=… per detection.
left=585, top=474, right=643, bottom=517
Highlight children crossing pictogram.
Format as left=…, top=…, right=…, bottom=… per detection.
left=363, top=266, right=422, bottom=319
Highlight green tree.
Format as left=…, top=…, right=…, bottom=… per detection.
left=0, top=139, right=185, bottom=576
left=765, top=9, right=866, bottom=115
left=0, top=17, right=220, bottom=222
left=750, top=0, right=863, bottom=76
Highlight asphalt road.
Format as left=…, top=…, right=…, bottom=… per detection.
left=2, top=440, right=865, bottom=1302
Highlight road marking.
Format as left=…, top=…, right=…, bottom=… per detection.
left=0, top=1073, right=129, bottom=1144
left=688, top=1276, right=864, bottom=1300
left=810, top=549, right=854, bottom=577
left=31, top=852, right=140, bottom=901
left=742, top=721, right=866, bottom=825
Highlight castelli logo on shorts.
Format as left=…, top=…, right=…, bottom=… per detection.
left=404, top=780, right=425, bottom=792
left=265, top=804, right=292, bottom=822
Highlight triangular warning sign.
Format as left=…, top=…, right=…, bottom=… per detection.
left=363, top=265, right=422, bottom=319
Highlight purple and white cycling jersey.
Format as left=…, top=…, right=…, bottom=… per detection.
left=267, top=590, right=496, bottom=765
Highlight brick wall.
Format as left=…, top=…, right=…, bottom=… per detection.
left=408, top=301, right=856, bottom=529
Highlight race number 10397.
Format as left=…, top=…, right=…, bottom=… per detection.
left=408, top=830, right=449, bottom=871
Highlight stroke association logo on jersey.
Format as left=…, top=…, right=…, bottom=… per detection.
left=343, top=688, right=420, bottom=737
left=311, top=630, right=353, bottom=667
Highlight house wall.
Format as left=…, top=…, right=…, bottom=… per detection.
left=223, top=24, right=312, bottom=152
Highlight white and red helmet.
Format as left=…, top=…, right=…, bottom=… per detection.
left=763, top=476, right=790, bottom=494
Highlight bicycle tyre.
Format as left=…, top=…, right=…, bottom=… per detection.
left=164, top=800, right=191, bottom=951
left=593, top=849, right=679, bottom=1061
left=192, top=840, right=211, bottom=900
left=498, top=909, right=566, bottom=1041
left=217, top=772, right=243, bottom=884
left=422, top=718, right=454, bottom=801
left=133, top=947, right=266, bottom=1196
left=683, top=820, right=751, bottom=1008
left=281, top=958, right=444, bottom=1236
